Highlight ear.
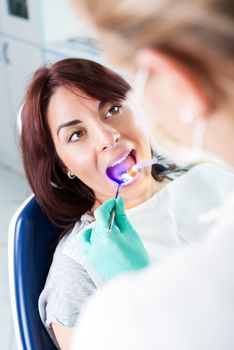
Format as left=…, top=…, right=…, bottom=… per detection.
left=135, top=49, right=211, bottom=117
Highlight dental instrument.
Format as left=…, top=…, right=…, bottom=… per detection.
left=108, top=183, right=121, bottom=233
left=124, top=157, right=158, bottom=182
left=107, top=157, right=158, bottom=232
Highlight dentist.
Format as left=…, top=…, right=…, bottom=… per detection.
left=70, top=0, right=234, bottom=349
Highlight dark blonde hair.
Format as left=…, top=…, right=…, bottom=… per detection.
left=77, top=0, right=234, bottom=110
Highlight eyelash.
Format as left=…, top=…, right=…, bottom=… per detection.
left=68, top=129, right=86, bottom=143
left=67, top=104, right=123, bottom=143
left=105, top=104, right=122, bottom=119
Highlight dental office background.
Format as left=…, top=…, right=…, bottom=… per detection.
left=0, top=0, right=101, bottom=348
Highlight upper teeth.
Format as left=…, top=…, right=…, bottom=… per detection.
left=109, top=151, right=131, bottom=168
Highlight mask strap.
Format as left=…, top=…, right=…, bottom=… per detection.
left=192, top=117, right=208, bottom=151
left=133, top=67, right=150, bottom=101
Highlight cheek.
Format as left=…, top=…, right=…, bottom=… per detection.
left=56, top=145, right=95, bottom=180
left=71, top=154, right=94, bottom=180
left=62, top=149, right=110, bottom=191
left=138, top=136, right=152, bottom=160
left=126, top=124, right=151, bottom=158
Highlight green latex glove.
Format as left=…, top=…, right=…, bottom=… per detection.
left=81, top=197, right=150, bottom=280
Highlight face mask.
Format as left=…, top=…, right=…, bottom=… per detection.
left=131, top=67, right=234, bottom=172
left=149, top=124, right=234, bottom=171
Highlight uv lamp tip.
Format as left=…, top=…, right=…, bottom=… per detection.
left=127, top=168, right=138, bottom=178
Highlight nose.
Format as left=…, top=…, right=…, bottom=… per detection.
left=95, top=123, right=120, bottom=152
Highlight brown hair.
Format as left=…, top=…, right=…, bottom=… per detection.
left=21, top=58, right=178, bottom=235
left=77, top=0, right=234, bottom=110
left=21, top=58, right=131, bottom=233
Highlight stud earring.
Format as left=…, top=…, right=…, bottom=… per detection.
left=67, top=170, right=76, bottom=179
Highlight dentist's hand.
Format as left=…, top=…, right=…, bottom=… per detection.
left=80, top=197, right=150, bottom=280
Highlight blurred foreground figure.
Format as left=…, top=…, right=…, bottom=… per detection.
left=72, top=193, right=234, bottom=350
left=71, top=0, right=234, bottom=349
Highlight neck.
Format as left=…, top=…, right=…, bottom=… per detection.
left=124, top=177, right=169, bottom=210
left=92, top=176, right=169, bottom=213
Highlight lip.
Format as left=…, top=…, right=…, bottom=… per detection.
left=107, top=149, right=134, bottom=169
left=106, top=149, right=137, bottom=185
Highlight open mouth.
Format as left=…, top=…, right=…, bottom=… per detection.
left=106, top=149, right=137, bottom=185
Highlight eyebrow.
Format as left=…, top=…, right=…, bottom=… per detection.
left=56, top=101, right=108, bottom=136
left=57, top=119, right=82, bottom=136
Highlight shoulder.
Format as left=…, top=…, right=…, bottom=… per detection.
left=186, top=163, right=234, bottom=181
left=40, top=242, right=96, bottom=305
left=53, top=210, right=94, bottom=262
left=47, top=235, right=89, bottom=282
left=40, top=224, right=96, bottom=300
left=166, top=163, right=234, bottom=241
left=170, top=163, right=234, bottom=195
left=38, top=214, right=96, bottom=328
left=46, top=211, right=94, bottom=282
left=183, top=163, right=234, bottom=199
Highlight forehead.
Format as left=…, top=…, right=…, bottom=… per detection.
left=47, top=86, right=100, bottom=126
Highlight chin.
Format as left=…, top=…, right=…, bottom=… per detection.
left=120, top=172, right=152, bottom=199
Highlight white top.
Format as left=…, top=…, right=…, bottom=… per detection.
left=38, top=163, right=234, bottom=346
left=62, top=163, right=234, bottom=286
left=72, top=177, right=234, bottom=350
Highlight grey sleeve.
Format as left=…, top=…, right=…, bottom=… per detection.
left=38, top=243, right=97, bottom=342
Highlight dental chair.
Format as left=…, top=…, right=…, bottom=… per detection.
left=8, top=195, right=61, bottom=350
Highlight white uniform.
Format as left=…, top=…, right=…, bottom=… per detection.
left=71, top=165, right=234, bottom=350
left=64, top=163, right=234, bottom=287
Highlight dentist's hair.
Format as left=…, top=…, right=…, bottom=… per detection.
left=78, top=0, right=234, bottom=110
left=21, top=58, right=131, bottom=232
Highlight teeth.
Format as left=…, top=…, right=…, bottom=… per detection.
left=109, top=151, right=131, bottom=168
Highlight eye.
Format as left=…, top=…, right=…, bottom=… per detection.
left=68, top=130, right=86, bottom=143
left=105, top=104, right=122, bottom=119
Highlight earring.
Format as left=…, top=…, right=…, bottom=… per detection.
left=67, top=170, right=76, bottom=179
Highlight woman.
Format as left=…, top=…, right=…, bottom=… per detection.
left=21, top=57, right=177, bottom=348
left=21, top=58, right=233, bottom=349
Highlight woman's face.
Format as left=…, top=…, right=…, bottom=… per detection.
left=47, top=86, right=154, bottom=206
